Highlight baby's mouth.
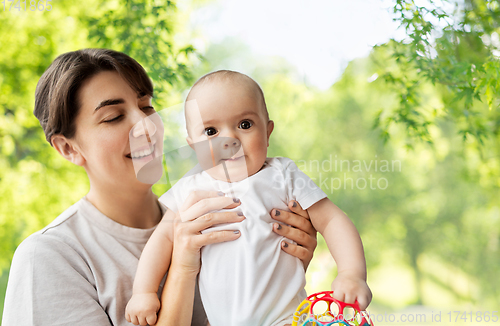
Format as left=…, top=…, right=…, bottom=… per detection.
left=221, top=155, right=244, bottom=162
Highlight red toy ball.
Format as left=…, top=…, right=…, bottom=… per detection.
left=292, top=291, right=374, bottom=326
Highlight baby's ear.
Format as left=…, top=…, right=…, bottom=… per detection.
left=186, top=136, right=195, bottom=150
left=266, top=120, right=274, bottom=147
left=51, top=135, right=85, bottom=166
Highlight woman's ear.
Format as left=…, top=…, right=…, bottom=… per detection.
left=266, top=120, right=274, bottom=147
left=51, top=135, right=85, bottom=166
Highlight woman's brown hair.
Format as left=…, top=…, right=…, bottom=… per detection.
left=34, top=48, right=153, bottom=146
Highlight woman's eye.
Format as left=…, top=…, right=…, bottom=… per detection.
left=239, top=120, right=253, bottom=129
left=204, top=127, right=218, bottom=136
left=103, top=115, right=123, bottom=123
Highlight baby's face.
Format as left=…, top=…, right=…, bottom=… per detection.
left=185, top=78, right=273, bottom=182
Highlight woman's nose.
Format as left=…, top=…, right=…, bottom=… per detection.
left=132, top=114, right=157, bottom=139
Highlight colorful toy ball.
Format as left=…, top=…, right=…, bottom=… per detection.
left=291, top=291, right=374, bottom=326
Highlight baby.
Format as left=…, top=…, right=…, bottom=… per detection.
left=126, top=71, right=371, bottom=326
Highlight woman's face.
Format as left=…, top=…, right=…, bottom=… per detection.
left=71, top=70, right=163, bottom=191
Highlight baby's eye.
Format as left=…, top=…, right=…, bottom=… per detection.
left=239, top=120, right=253, bottom=130
left=204, top=127, right=218, bottom=136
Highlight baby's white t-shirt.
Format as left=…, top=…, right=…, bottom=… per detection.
left=159, top=157, right=327, bottom=326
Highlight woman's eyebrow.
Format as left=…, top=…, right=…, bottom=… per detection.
left=94, top=98, right=125, bottom=113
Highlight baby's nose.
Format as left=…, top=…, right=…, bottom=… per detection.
left=222, top=137, right=240, bottom=149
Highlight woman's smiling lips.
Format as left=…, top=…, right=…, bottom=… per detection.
left=126, top=141, right=157, bottom=160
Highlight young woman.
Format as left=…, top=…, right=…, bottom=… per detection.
left=2, top=49, right=319, bottom=326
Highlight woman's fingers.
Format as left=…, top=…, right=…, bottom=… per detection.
left=273, top=222, right=316, bottom=251
left=194, top=229, right=242, bottom=247
left=279, top=240, right=310, bottom=262
left=271, top=203, right=316, bottom=236
left=288, top=200, right=309, bottom=218
left=171, top=211, right=243, bottom=274
left=168, top=190, right=244, bottom=278
left=272, top=200, right=317, bottom=270
left=180, top=211, right=245, bottom=234
left=180, top=195, right=240, bottom=222
left=180, top=190, right=221, bottom=211
left=180, top=190, right=240, bottom=212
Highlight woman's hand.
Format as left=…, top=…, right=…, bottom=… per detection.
left=155, top=190, right=244, bottom=326
left=171, top=191, right=244, bottom=274
left=170, top=190, right=244, bottom=275
left=271, top=201, right=317, bottom=270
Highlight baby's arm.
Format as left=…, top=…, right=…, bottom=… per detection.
left=307, top=198, right=372, bottom=310
left=125, top=209, right=176, bottom=326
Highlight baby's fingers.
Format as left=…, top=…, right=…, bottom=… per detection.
left=146, top=313, right=158, bottom=326
left=343, top=292, right=357, bottom=305
left=332, top=288, right=358, bottom=306
left=128, top=314, right=140, bottom=325
left=357, top=296, right=369, bottom=311
left=331, top=288, right=346, bottom=303
left=138, top=316, right=147, bottom=326
left=356, top=289, right=372, bottom=311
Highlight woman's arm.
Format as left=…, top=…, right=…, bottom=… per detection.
left=271, top=200, right=318, bottom=270
left=2, top=234, right=113, bottom=326
left=155, top=191, right=244, bottom=326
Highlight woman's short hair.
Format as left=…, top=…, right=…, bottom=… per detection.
left=34, top=48, right=153, bottom=146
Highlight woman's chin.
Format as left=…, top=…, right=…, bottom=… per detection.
left=134, top=156, right=164, bottom=184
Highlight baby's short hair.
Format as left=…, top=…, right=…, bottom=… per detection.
left=186, top=70, right=269, bottom=121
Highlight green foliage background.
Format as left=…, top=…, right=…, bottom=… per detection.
left=1, top=0, right=499, bottom=323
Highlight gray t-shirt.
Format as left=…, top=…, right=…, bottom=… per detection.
left=2, top=196, right=207, bottom=326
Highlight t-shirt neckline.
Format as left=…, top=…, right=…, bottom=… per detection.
left=78, top=196, right=165, bottom=243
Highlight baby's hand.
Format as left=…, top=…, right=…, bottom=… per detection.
left=331, top=272, right=372, bottom=311
left=125, top=293, right=160, bottom=326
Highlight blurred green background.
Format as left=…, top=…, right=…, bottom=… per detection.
left=1, top=0, right=499, bottom=325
